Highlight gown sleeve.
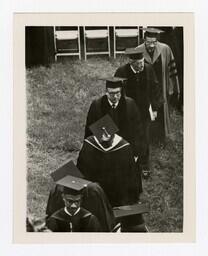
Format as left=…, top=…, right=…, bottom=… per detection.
left=84, top=101, right=97, bottom=139
left=167, top=46, right=180, bottom=96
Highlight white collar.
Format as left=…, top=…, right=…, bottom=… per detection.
left=130, top=64, right=138, bottom=74
left=64, top=207, right=80, bottom=216
left=130, top=63, right=144, bottom=74
left=107, top=98, right=119, bottom=108
left=94, top=134, right=122, bottom=152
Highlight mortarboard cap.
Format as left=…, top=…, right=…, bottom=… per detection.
left=113, top=203, right=150, bottom=220
left=100, top=76, right=127, bottom=88
left=51, top=160, right=84, bottom=181
left=142, top=27, right=164, bottom=37
left=50, top=160, right=91, bottom=195
left=89, top=114, right=119, bottom=141
left=125, top=47, right=144, bottom=60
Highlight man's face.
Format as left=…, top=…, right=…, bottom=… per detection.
left=106, top=87, right=122, bottom=104
left=62, top=194, right=82, bottom=215
left=130, top=58, right=145, bottom=72
left=145, top=36, right=158, bottom=54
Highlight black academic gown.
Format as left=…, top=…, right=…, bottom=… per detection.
left=147, top=55, right=166, bottom=141
left=46, top=207, right=101, bottom=232
left=77, top=135, right=142, bottom=207
left=115, top=63, right=162, bottom=121
left=114, top=63, right=162, bottom=167
left=84, top=95, right=145, bottom=158
left=46, top=182, right=116, bottom=232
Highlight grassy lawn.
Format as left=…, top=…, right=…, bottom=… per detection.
left=26, top=57, right=183, bottom=232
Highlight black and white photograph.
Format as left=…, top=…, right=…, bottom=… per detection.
left=25, top=25, right=183, bottom=233
left=3, top=0, right=208, bottom=253
left=12, top=13, right=195, bottom=244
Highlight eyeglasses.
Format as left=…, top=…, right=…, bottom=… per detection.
left=145, top=40, right=157, bottom=46
left=108, top=91, right=121, bottom=96
left=106, top=89, right=122, bottom=96
left=63, top=198, right=80, bottom=204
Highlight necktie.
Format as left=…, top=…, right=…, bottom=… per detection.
left=135, top=72, right=140, bottom=82
left=112, top=103, right=116, bottom=109
left=110, top=103, right=118, bottom=125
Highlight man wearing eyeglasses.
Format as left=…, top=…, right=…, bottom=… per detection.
left=84, top=77, right=144, bottom=162
left=136, top=27, right=180, bottom=143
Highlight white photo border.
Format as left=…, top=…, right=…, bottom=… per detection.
left=13, top=12, right=195, bottom=244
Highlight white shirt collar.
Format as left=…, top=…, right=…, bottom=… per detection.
left=130, top=64, right=140, bottom=74
left=107, top=98, right=119, bottom=108
left=64, top=207, right=80, bottom=216
left=130, top=62, right=145, bottom=74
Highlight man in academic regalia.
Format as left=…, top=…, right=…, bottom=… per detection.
left=114, top=48, right=162, bottom=177
left=78, top=115, right=147, bottom=232
left=46, top=188, right=101, bottom=232
left=79, top=114, right=141, bottom=207
left=46, top=161, right=116, bottom=232
left=84, top=77, right=145, bottom=169
left=136, top=27, right=180, bottom=142
left=46, top=164, right=102, bottom=232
